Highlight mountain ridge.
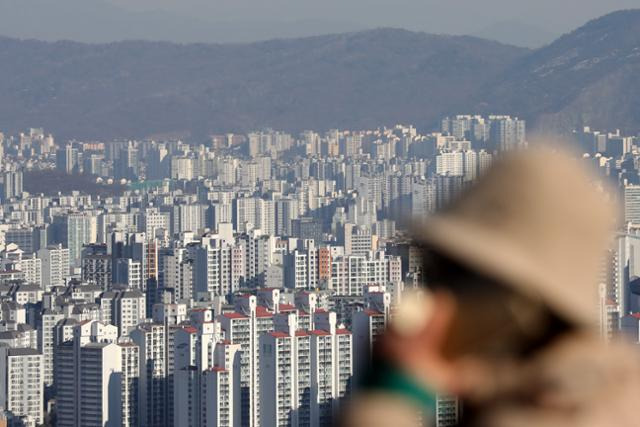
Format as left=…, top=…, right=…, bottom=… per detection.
left=2, top=10, right=640, bottom=140
left=478, top=9, right=640, bottom=134
left=0, top=28, right=526, bottom=140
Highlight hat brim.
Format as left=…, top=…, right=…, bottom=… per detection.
left=414, top=216, right=595, bottom=326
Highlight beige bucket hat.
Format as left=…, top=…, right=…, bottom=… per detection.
left=415, top=147, right=616, bottom=325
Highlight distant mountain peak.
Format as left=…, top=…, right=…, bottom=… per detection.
left=482, top=9, right=640, bottom=134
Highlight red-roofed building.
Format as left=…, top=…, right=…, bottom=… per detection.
left=219, top=295, right=275, bottom=426
left=260, top=322, right=311, bottom=426
left=222, top=312, right=248, bottom=319
left=260, top=310, right=352, bottom=426
left=362, top=309, right=383, bottom=317
left=278, top=303, right=296, bottom=312
left=330, top=251, right=402, bottom=296
left=255, top=306, right=273, bottom=318
left=182, top=325, right=198, bottom=334
left=269, top=331, right=290, bottom=339
left=174, top=323, right=241, bottom=427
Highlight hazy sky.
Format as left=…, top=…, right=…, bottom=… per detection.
left=108, top=0, right=638, bottom=31
left=1, top=0, right=638, bottom=46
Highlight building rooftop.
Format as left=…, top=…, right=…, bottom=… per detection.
left=7, top=347, right=40, bottom=356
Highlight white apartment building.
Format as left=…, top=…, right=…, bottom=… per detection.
left=39, top=311, right=65, bottom=387
left=624, top=185, right=640, bottom=224
left=203, top=360, right=239, bottom=427
left=194, top=236, right=243, bottom=298
left=283, top=240, right=321, bottom=290
left=81, top=253, right=111, bottom=291
left=0, top=346, right=43, bottom=425
left=16, top=253, right=41, bottom=287
left=436, top=151, right=464, bottom=177
left=174, top=321, right=240, bottom=427
left=309, top=314, right=352, bottom=426
left=0, top=327, right=37, bottom=350
left=352, top=288, right=391, bottom=382
left=173, top=204, right=207, bottom=235
left=344, top=223, right=375, bottom=256
left=478, top=149, right=493, bottom=177
left=170, top=156, right=196, bottom=180
left=330, top=251, right=401, bottom=296
left=38, top=244, right=70, bottom=291
left=54, top=320, right=130, bottom=427
left=489, top=115, right=526, bottom=151
left=114, top=258, right=142, bottom=289
left=259, top=326, right=312, bottom=427
left=260, top=311, right=353, bottom=427
left=65, top=212, right=98, bottom=266
left=140, top=208, right=170, bottom=245
left=130, top=322, right=168, bottom=427
left=219, top=295, right=275, bottom=427
left=163, top=247, right=191, bottom=301
left=78, top=343, right=124, bottom=426
left=119, top=341, right=140, bottom=427
left=436, top=395, right=461, bottom=427
left=239, top=232, right=275, bottom=288
left=101, top=289, right=146, bottom=336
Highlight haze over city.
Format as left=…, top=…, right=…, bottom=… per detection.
left=1, top=2, right=640, bottom=427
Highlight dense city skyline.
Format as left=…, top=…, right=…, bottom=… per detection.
left=0, top=112, right=634, bottom=425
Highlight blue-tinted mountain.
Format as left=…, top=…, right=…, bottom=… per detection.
left=479, top=10, right=640, bottom=134
left=4, top=10, right=640, bottom=140
left=0, top=29, right=525, bottom=140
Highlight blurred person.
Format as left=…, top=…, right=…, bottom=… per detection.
left=341, top=147, right=640, bottom=427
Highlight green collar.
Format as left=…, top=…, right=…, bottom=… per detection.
left=363, top=362, right=437, bottom=416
